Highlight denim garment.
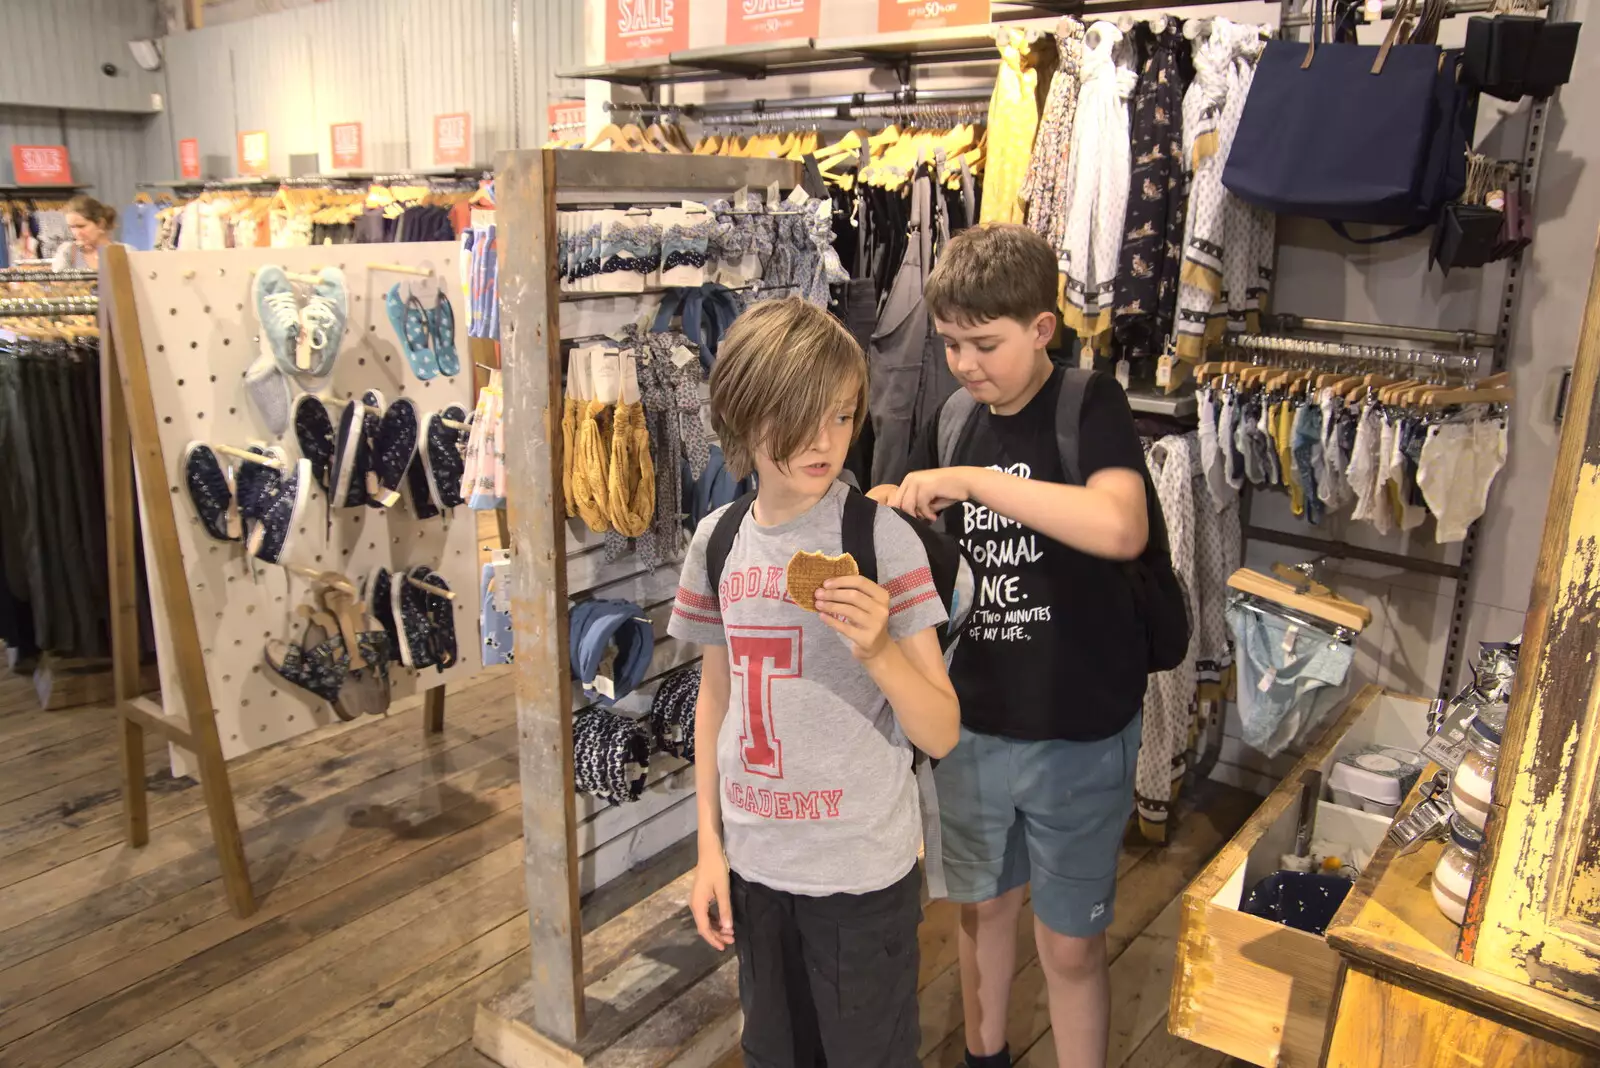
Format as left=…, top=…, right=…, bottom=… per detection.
left=1291, top=402, right=1325, bottom=525
left=1236, top=397, right=1264, bottom=484
left=1227, top=603, right=1353, bottom=757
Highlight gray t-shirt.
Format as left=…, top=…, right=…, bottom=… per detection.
left=669, top=481, right=946, bottom=896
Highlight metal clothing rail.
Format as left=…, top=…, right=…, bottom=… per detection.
left=1227, top=333, right=1484, bottom=375
left=604, top=86, right=993, bottom=121
left=1259, top=313, right=1496, bottom=351
left=0, top=269, right=98, bottom=283
left=0, top=296, right=99, bottom=316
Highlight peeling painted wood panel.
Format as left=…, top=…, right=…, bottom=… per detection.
left=1470, top=227, right=1600, bottom=1022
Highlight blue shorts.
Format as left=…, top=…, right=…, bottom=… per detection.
left=931, top=714, right=1141, bottom=937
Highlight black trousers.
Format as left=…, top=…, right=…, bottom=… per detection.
left=732, top=866, right=922, bottom=1068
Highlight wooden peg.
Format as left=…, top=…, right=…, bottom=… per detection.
left=369, top=263, right=434, bottom=277
left=213, top=444, right=283, bottom=469
left=406, top=575, right=457, bottom=601
left=441, top=418, right=470, bottom=431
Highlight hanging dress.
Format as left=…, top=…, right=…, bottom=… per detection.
left=1059, top=21, right=1136, bottom=343
left=1022, top=18, right=1087, bottom=242
left=1111, top=22, right=1192, bottom=361
left=979, top=27, right=1044, bottom=226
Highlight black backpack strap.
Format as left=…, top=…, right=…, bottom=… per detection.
left=704, top=491, right=757, bottom=593
left=1055, top=368, right=1094, bottom=485
left=840, top=487, right=879, bottom=584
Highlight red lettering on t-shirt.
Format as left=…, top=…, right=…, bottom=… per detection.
left=722, top=781, right=841, bottom=821
left=728, top=627, right=802, bottom=779
left=821, top=789, right=844, bottom=818
left=793, top=790, right=820, bottom=819
left=762, top=566, right=784, bottom=599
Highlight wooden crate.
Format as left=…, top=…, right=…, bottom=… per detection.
left=1168, top=686, right=1433, bottom=1066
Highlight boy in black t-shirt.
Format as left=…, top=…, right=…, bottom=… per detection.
left=870, top=225, right=1150, bottom=1068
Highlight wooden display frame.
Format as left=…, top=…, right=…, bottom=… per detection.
left=474, top=149, right=800, bottom=1066
left=100, top=241, right=487, bottom=918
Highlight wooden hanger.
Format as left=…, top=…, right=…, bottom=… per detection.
left=1227, top=567, right=1371, bottom=633
left=1420, top=384, right=1515, bottom=407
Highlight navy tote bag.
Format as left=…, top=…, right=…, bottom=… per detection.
left=1223, top=0, right=1446, bottom=227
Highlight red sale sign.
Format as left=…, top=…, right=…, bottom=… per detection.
left=330, top=122, right=364, bottom=170
left=237, top=130, right=270, bottom=177
left=179, top=138, right=201, bottom=180
left=10, top=145, right=72, bottom=186
left=432, top=113, right=472, bottom=167
left=727, top=0, right=818, bottom=44
left=548, top=100, right=586, bottom=141
left=878, top=0, right=989, bottom=32
left=606, top=0, right=689, bottom=62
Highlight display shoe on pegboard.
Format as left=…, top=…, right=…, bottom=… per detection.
left=250, top=456, right=311, bottom=565
left=404, top=451, right=441, bottom=519
left=253, top=265, right=301, bottom=372
left=413, top=565, right=457, bottom=671
left=366, top=566, right=401, bottom=655
left=235, top=443, right=285, bottom=546
left=392, top=566, right=437, bottom=670
left=296, top=267, right=348, bottom=378
left=293, top=394, right=336, bottom=492
left=372, top=397, right=420, bottom=508
left=386, top=282, right=438, bottom=380
left=182, top=442, right=241, bottom=542
left=265, top=619, right=348, bottom=706
left=426, top=288, right=460, bottom=377
left=419, top=405, right=468, bottom=509
left=243, top=353, right=292, bottom=437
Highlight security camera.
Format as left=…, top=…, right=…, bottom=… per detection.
left=102, top=62, right=119, bottom=77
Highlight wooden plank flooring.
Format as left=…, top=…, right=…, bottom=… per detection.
left=0, top=665, right=1255, bottom=1068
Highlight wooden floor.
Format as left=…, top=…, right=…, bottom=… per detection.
left=0, top=664, right=1257, bottom=1068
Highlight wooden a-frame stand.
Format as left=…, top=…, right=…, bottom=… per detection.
left=99, top=245, right=449, bottom=920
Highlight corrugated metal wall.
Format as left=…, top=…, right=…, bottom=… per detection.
left=0, top=104, right=155, bottom=215
left=0, top=0, right=163, bottom=113
left=150, top=0, right=585, bottom=178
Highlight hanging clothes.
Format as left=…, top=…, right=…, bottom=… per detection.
left=1023, top=18, right=1087, bottom=239
left=979, top=26, right=1046, bottom=226
left=1059, top=22, right=1136, bottom=344
left=1175, top=22, right=1273, bottom=357
left=1112, top=23, right=1192, bottom=361
left=1135, top=432, right=1198, bottom=842
left=868, top=162, right=956, bottom=487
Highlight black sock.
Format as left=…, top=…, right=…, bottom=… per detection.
left=965, top=1048, right=1011, bottom=1068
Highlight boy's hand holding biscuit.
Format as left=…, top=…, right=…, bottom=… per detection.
left=786, top=549, right=892, bottom=661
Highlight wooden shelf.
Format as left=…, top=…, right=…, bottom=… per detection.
left=1325, top=771, right=1600, bottom=1052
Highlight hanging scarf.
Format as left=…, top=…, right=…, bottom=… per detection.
left=1059, top=22, right=1136, bottom=342
left=1023, top=18, right=1087, bottom=242
left=979, top=27, right=1044, bottom=226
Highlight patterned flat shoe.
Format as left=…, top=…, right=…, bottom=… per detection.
left=427, top=289, right=461, bottom=377
left=372, top=397, right=420, bottom=508
left=251, top=457, right=311, bottom=565
left=392, top=567, right=435, bottom=669
left=386, top=283, right=439, bottom=381
left=413, top=566, right=457, bottom=671
left=420, top=405, right=469, bottom=509
left=405, top=452, right=441, bottom=520
left=183, top=442, right=238, bottom=542
left=235, top=444, right=285, bottom=545
left=264, top=622, right=349, bottom=705
left=293, top=395, right=336, bottom=491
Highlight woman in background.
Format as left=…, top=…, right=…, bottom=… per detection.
left=52, top=195, right=117, bottom=270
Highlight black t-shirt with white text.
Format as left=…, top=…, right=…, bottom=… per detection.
left=908, top=368, right=1149, bottom=742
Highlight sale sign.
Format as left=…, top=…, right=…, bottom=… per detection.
left=433, top=113, right=472, bottom=167
left=178, top=138, right=201, bottom=180
left=606, top=0, right=689, bottom=62
left=548, top=100, right=586, bottom=141
left=237, top=130, right=270, bottom=177
left=727, top=0, right=818, bottom=44
left=330, top=122, right=364, bottom=170
left=878, top=0, right=989, bottom=33
left=10, top=145, right=72, bottom=186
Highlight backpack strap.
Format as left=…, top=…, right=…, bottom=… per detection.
left=704, top=491, right=757, bottom=594
left=938, top=388, right=980, bottom=469
left=840, top=487, right=879, bottom=584
left=1055, top=368, right=1094, bottom=486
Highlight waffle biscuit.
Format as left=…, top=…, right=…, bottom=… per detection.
left=786, top=550, right=859, bottom=613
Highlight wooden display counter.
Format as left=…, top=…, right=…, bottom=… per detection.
left=1321, top=774, right=1600, bottom=1066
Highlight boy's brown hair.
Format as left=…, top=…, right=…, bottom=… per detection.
left=925, top=223, right=1058, bottom=328
left=709, top=297, right=868, bottom=479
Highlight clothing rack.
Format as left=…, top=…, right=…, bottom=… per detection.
left=0, top=269, right=99, bottom=283
left=605, top=86, right=992, bottom=122
left=1225, top=333, right=1484, bottom=378
left=0, top=296, right=99, bottom=316
left=1227, top=588, right=1361, bottom=644
left=1260, top=314, right=1496, bottom=352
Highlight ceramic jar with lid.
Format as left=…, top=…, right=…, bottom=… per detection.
left=1450, top=702, right=1506, bottom=832
left=1433, top=814, right=1485, bottom=925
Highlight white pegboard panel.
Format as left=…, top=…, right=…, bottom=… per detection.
left=124, top=245, right=485, bottom=773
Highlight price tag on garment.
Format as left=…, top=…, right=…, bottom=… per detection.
left=1078, top=348, right=1095, bottom=371
left=1115, top=360, right=1131, bottom=390
left=733, top=184, right=749, bottom=207
left=670, top=345, right=699, bottom=369
left=1257, top=667, right=1278, bottom=693
left=1155, top=355, right=1175, bottom=389
left=1281, top=624, right=1300, bottom=652
left=593, top=674, right=617, bottom=700
left=787, top=184, right=811, bottom=206
left=767, top=181, right=782, bottom=208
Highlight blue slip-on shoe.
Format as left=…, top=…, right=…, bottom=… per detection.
left=253, top=265, right=302, bottom=374
left=296, top=266, right=348, bottom=378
